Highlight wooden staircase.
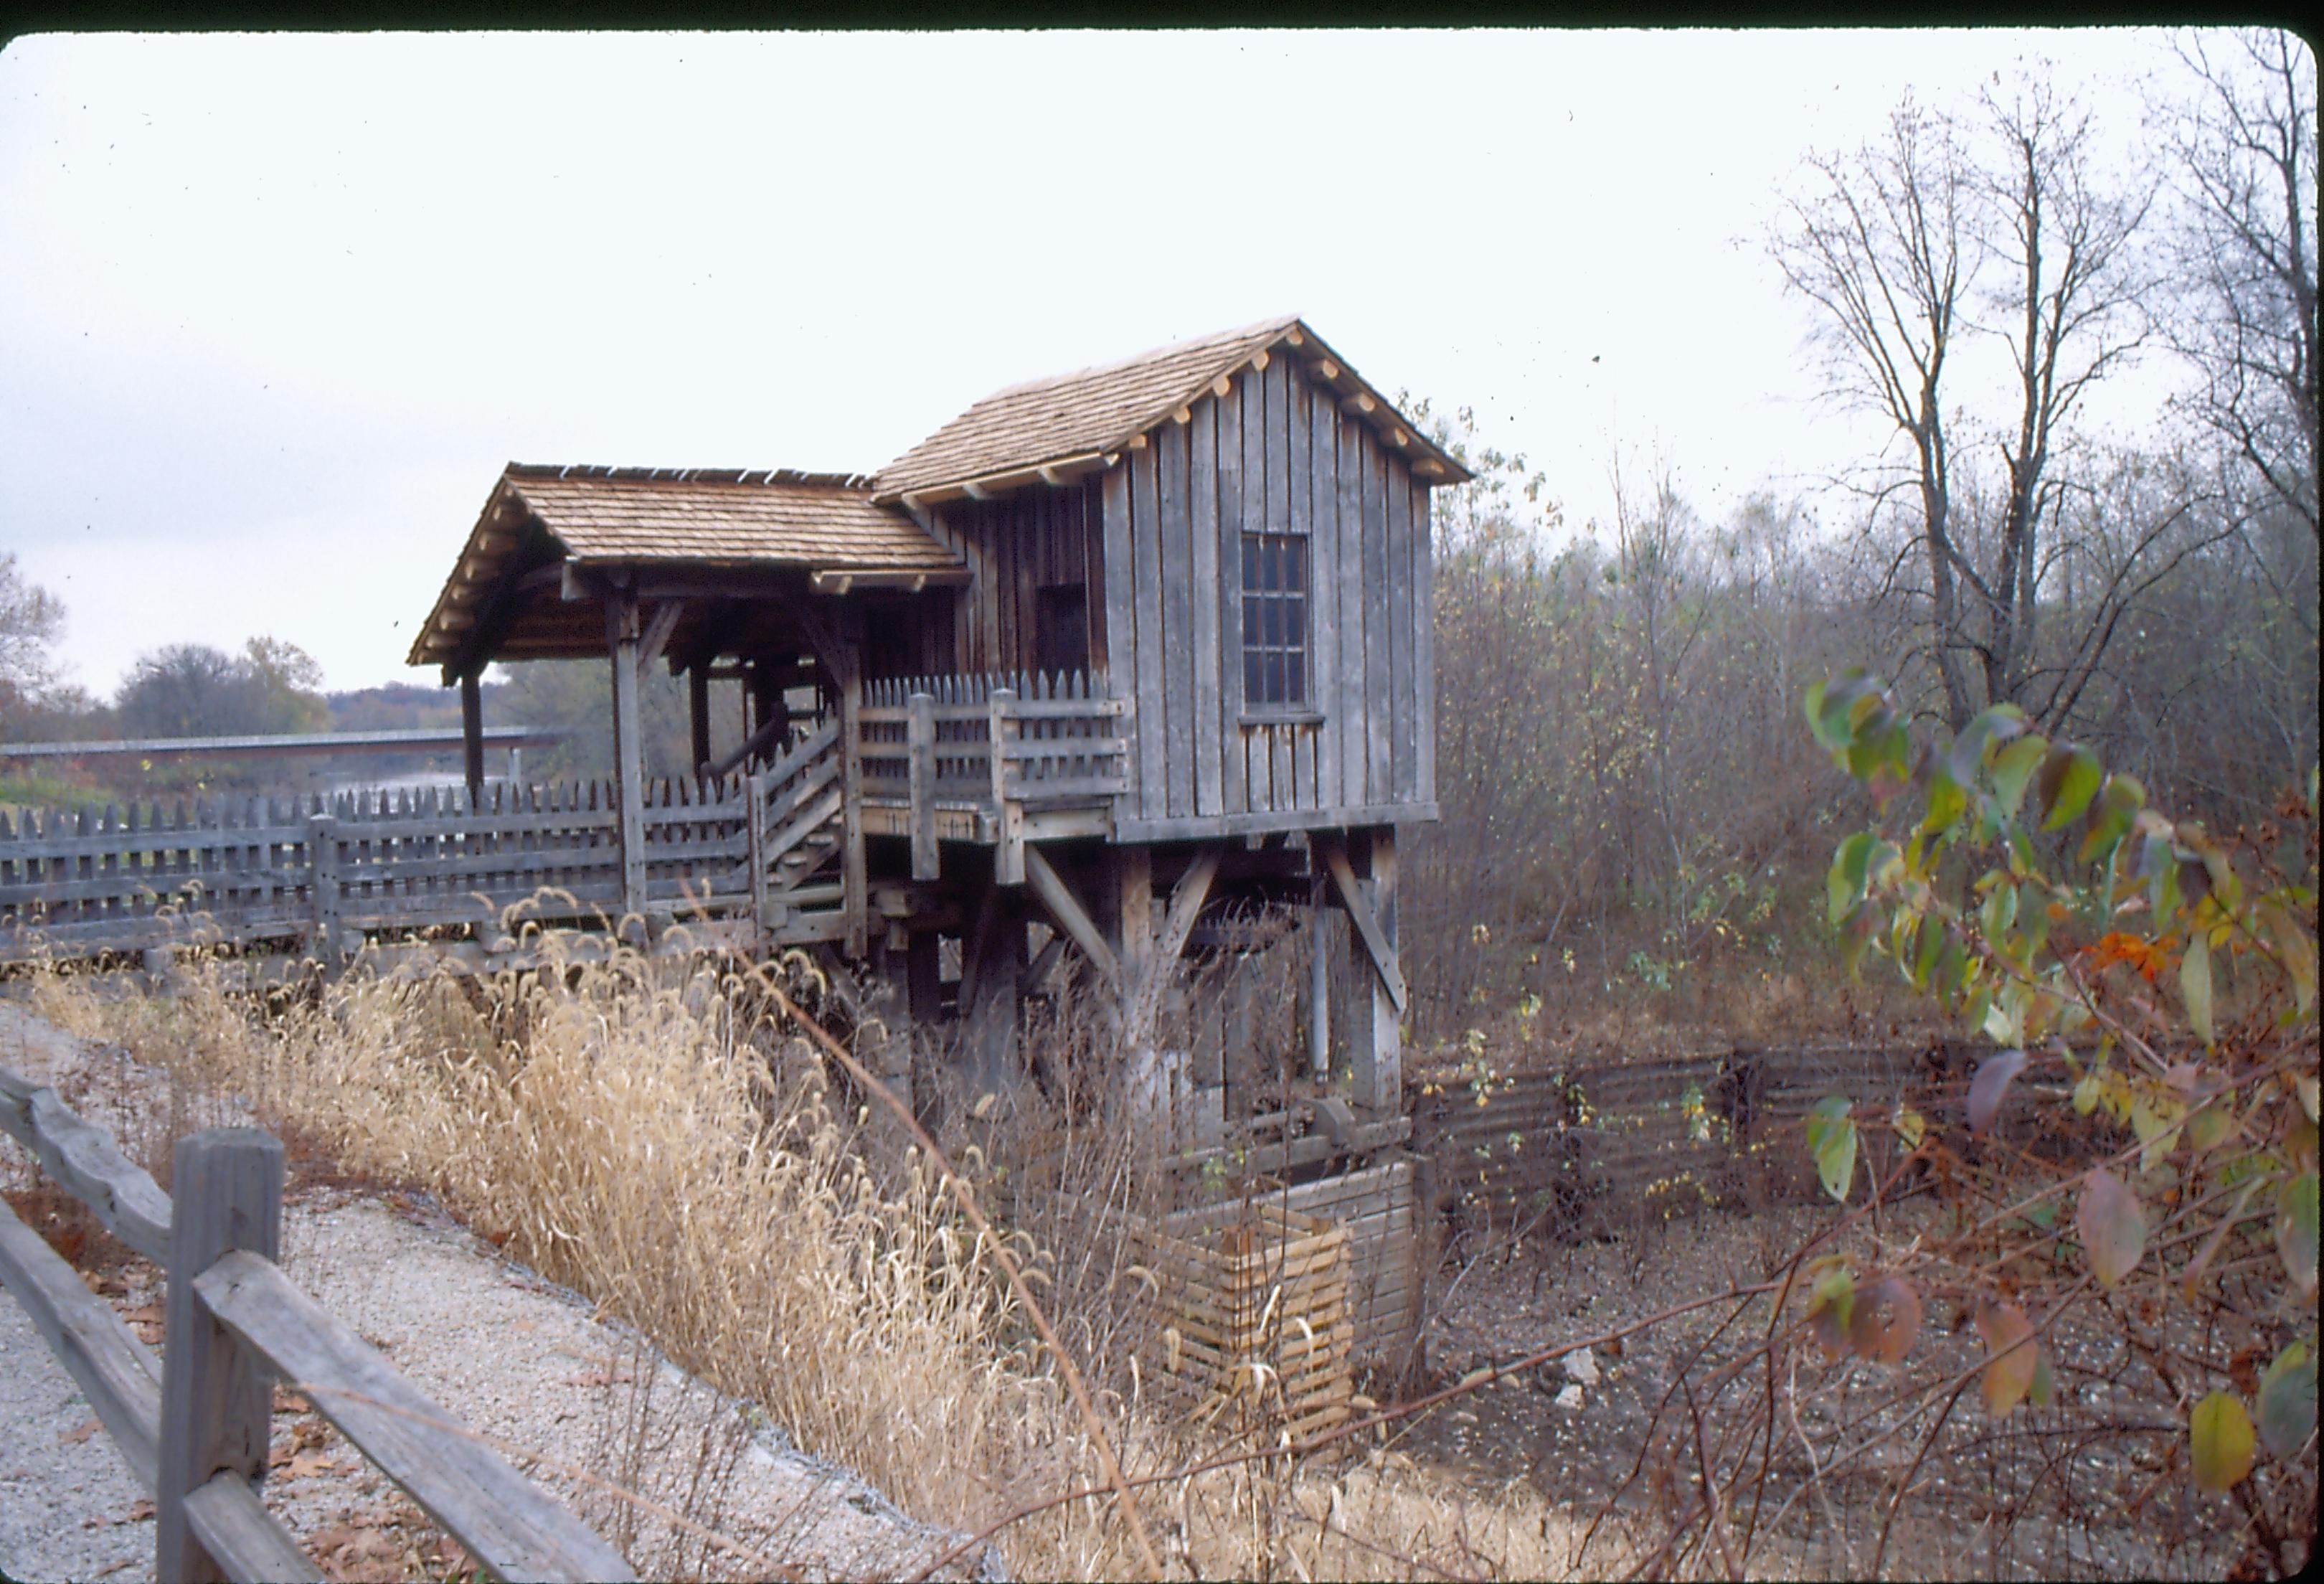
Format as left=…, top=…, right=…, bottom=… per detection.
left=752, top=720, right=851, bottom=945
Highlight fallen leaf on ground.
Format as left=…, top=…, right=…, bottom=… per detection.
left=58, top=1418, right=101, bottom=1446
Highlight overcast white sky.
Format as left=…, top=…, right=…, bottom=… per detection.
left=0, top=27, right=2192, bottom=697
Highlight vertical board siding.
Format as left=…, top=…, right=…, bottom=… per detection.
left=1191, top=402, right=1224, bottom=817
left=1219, top=376, right=1250, bottom=817
left=1084, top=478, right=1111, bottom=671
left=1335, top=407, right=1368, bottom=807
left=1156, top=420, right=1196, bottom=819
left=1412, top=476, right=1436, bottom=804
left=1100, top=465, right=1139, bottom=808
left=1132, top=443, right=1169, bottom=819
left=1386, top=452, right=1415, bottom=806
left=1361, top=429, right=1392, bottom=806
left=1305, top=374, right=1342, bottom=813
left=1099, top=350, right=1435, bottom=829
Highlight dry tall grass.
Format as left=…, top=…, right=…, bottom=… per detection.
left=24, top=924, right=1582, bottom=1581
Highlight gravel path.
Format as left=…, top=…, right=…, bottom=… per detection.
left=0, top=999, right=1001, bottom=1583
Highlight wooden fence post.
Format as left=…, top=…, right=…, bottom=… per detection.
left=745, top=770, right=771, bottom=945
left=988, top=688, right=1024, bottom=886
left=157, top=1128, right=284, bottom=1584
left=306, top=814, right=341, bottom=979
left=907, top=692, right=937, bottom=882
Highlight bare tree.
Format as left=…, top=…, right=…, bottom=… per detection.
left=1774, top=98, right=1980, bottom=728
left=1774, top=75, right=2181, bottom=735
left=2156, top=27, right=2320, bottom=539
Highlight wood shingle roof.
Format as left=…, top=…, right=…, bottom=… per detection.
left=872, top=315, right=1470, bottom=501
left=407, top=466, right=962, bottom=669
left=503, top=466, right=952, bottom=570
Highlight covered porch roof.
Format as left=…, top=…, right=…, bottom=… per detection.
left=409, top=463, right=968, bottom=678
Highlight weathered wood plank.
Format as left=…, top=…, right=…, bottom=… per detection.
left=1021, top=845, right=1120, bottom=992
left=1412, top=475, right=1437, bottom=806
left=1156, top=416, right=1196, bottom=820
left=159, top=1128, right=283, bottom=1584
left=196, top=1250, right=637, bottom=1583
left=1220, top=370, right=1251, bottom=817
left=1333, top=407, right=1368, bottom=808
left=1130, top=444, right=1168, bottom=824
left=0, top=1193, right=164, bottom=1491
left=1318, top=834, right=1407, bottom=1014
left=1303, top=370, right=1342, bottom=813
left=606, top=595, right=649, bottom=927
left=183, top=1469, right=325, bottom=1583
left=0, top=1076, right=174, bottom=1264
left=907, top=692, right=938, bottom=881
left=1386, top=451, right=1416, bottom=806
left=1361, top=433, right=1392, bottom=806
left=1190, top=394, right=1224, bottom=819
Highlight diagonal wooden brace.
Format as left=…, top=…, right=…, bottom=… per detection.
left=1123, top=844, right=1223, bottom=1047
left=1022, top=844, right=1120, bottom=994
left=1319, top=835, right=1408, bottom=1014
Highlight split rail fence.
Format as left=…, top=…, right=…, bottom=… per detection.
left=0, top=1067, right=636, bottom=1583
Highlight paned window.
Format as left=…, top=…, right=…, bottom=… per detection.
left=1240, top=532, right=1308, bottom=707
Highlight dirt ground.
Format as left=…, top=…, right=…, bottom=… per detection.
left=1383, top=1198, right=2256, bottom=1582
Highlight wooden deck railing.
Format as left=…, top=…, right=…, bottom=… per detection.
left=0, top=678, right=1128, bottom=965
left=0, top=1066, right=636, bottom=1583
left=857, top=670, right=1132, bottom=881
left=0, top=770, right=847, bottom=966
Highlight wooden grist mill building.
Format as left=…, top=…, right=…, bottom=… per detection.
left=400, top=314, right=1467, bottom=1141
left=0, top=314, right=1460, bottom=1376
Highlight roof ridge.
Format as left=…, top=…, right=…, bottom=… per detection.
left=973, top=312, right=1304, bottom=404
left=506, top=462, right=879, bottom=491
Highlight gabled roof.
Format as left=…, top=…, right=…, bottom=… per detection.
left=407, top=464, right=963, bottom=669
left=872, top=314, right=1472, bottom=503
left=499, top=465, right=948, bottom=567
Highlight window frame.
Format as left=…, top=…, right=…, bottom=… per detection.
left=1237, top=529, right=1314, bottom=720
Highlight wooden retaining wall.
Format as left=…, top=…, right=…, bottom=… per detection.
left=1410, top=1042, right=1960, bottom=1236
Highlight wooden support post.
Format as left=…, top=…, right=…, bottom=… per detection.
left=1308, top=878, right=1332, bottom=1081
left=689, top=664, right=712, bottom=776
left=459, top=669, right=484, bottom=806
left=1113, top=846, right=1153, bottom=1042
left=837, top=644, right=868, bottom=959
left=907, top=930, right=943, bottom=1024
left=1341, top=827, right=1402, bottom=1113
left=861, top=938, right=916, bottom=1154
left=306, top=813, right=341, bottom=978
left=745, top=770, right=770, bottom=948
left=907, top=691, right=937, bottom=881
left=1404, top=1149, right=1439, bottom=1395
left=606, top=590, right=649, bottom=933
left=961, top=886, right=1025, bottom=1106
left=1124, top=845, right=1220, bottom=1048
left=157, top=1128, right=284, bottom=1584
left=988, top=687, right=1024, bottom=885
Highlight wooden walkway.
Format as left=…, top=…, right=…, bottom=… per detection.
left=1, top=673, right=1133, bottom=968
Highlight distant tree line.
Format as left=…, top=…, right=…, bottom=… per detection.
left=1404, top=32, right=2316, bottom=1045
